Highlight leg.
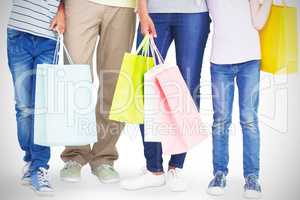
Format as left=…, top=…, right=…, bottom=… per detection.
left=236, top=60, right=261, bottom=178
left=29, top=36, right=57, bottom=171
left=211, top=63, right=236, bottom=176
left=170, top=12, right=210, bottom=169
left=89, top=6, right=136, bottom=169
left=60, top=0, right=101, bottom=166
left=7, top=29, right=34, bottom=163
left=138, top=13, right=173, bottom=173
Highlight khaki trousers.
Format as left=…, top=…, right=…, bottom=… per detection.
left=61, top=0, right=136, bottom=169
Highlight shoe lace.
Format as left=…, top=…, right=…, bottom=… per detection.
left=246, top=175, right=260, bottom=191
left=64, top=161, right=81, bottom=169
left=170, top=169, right=181, bottom=178
left=101, top=164, right=115, bottom=172
left=37, top=168, right=50, bottom=187
left=213, top=171, right=225, bottom=186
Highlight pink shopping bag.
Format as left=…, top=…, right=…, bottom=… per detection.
left=144, top=38, right=208, bottom=155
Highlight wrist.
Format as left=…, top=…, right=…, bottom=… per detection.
left=138, top=12, right=150, bottom=20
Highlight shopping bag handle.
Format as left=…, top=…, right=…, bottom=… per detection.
left=135, top=34, right=154, bottom=70
left=53, top=34, right=74, bottom=65
left=136, top=34, right=153, bottom=58
left=149, top=36, right=165, bottom=65
left=281, top=0, right=286, bottom=6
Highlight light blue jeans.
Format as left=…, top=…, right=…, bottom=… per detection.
left=7, top=28, right=57, bottom=172
left=211, top=60, right=261, bottom=178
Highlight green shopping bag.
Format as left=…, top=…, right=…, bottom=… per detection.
left=109, top=35, right=155, bottom=124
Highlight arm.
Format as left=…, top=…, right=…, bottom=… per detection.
left=250, top=0, right=272, bottom=31
left=50, top=1, right=65, bottom=34
left=137, top=0, right=157, bottom=37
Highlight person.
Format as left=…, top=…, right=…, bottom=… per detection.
left=206, top=0, right=271, bottom=199
left=59, top=0, right=136, bottom=184
left=120, top=0, right=210, bottom=192
left=7, top=0, right=65, bottom=195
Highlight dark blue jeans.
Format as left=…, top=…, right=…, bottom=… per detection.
left=137, top=13, right=210, bottom=172
left=211, top=60, right=261, bottom=178
left=7, top=29, right=57, bottom=172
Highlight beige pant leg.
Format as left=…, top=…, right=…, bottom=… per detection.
left=89, top=6, right=136, bottom=169
left=60, top=0, right=103, bottom=166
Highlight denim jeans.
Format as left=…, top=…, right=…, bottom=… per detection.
left=211, top=60, right=261, bottom=178
left=137, top=13, right=210, bottom=172
left=7, top=28, right=57, bottom=172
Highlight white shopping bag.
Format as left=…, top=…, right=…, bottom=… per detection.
left=34, top=35, right=97, bottom=146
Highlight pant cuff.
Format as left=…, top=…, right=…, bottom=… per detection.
left=147, top=165, right=164, bottom=173
left=244, top=172, right=260, bottom=178
left=89, top=160, right=115, bottom=171
left=30, top=163, right=49, bottom=172
left=168, top=162, right=184, bottom=169
left=61, top=156, right=89, bottom=167
left=213, top=169, right=228, bottom=176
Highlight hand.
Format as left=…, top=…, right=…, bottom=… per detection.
left=139, top=14, right=157, bottom=38
left=50, top=3, right=65, bottom=34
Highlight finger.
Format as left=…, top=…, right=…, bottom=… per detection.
left=59, top=26, right=66, bottom=34
left=141, top=27, right=150, bottom=36
left=150, top=23, right=157, bottom=38
left=50, top=19, right=57, bottom=30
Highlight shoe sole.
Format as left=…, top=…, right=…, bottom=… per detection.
left=92, top=172, right=120, bottom=184
left=120, top=182, right=166, bottom=191
left=243, top=190, right=262, bottom=199
left=31, top=186, right=55, bottom=197
left=60, top=177, right=81, bottom=183
left=20, top=180, right=31, bottom=186
left=207, top=187, right=226, bottom=196
left=99, top=178, right=120, bottom=184
left=169, top=187, right=187, bottom=192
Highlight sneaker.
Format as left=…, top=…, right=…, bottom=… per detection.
left=120, top=170, right=165, bottom=190
left=60, top=161, right=82, bottom=182
left=207, top=171, right=227, bottom=196
left=31, top=167, right=54, bottom=196
left=166, top=168, right=187, bottom=192
left=21, top=162, right=31, bottom=186
left=92, top=164, right=120, bottom=184
left=243, top=175, right=262, bottom=199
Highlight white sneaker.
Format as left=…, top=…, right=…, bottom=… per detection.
left=167, top=168, right=187, bottom=192
left=120, top=170, right=165, bottom=190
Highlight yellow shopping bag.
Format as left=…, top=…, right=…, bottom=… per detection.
left=260, top=3, right=298, bottom=74
left=109, top=35, right=155, bottom=124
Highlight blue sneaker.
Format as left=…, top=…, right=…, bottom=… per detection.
left=207, top=171, right=226, bottom=196
left=31, top=167, right=54, bottom=196
left=244, top=175, right=262, bottom=199
left=21, top=162, right=31, bottom=186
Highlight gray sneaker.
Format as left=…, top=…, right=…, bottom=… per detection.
left=207, top=171, right=227, bottom=196
left=60, top=161, right=82, bottom=182
left=92, top=164, right=120, bottom=184
left=244, top=175, right=262, bottom=199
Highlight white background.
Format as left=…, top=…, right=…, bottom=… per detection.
left=0, top=0, right=300, bottom=200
